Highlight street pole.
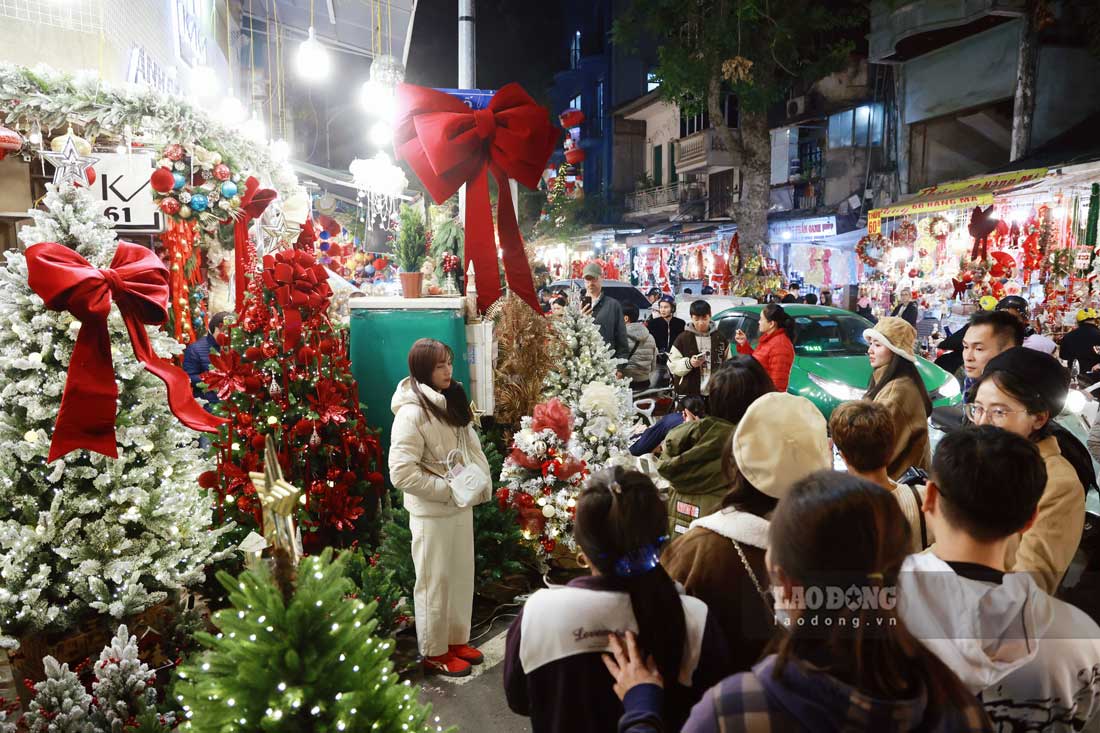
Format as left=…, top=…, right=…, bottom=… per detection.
left=458, top=0, right=476, bottom=89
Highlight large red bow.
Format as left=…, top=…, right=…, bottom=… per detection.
left=261, top=249, right=332, bottom=349
left=234, top=176, right=277, bottom=312
left=395, top=83, right=560, bottom=314
left=25, top=242, right=228, bottom=462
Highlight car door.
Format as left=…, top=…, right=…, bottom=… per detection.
left=715, top=312, right=759, bottom=347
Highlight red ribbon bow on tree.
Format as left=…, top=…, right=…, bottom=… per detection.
left=261, top=249, right=332, bottom=350
left=395, top=83, right=560, bottom=314
left=25, top=241, right=228, bottom=462
left=234, top=176, right=277, bottom=313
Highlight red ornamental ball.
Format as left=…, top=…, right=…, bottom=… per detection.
left=160, top=197, right=181, bottom=215
left=151, top=167, right=176, bottom=193
left=213, top=163, right=232, bottom=181
left=81, top=167, right=96, bottom=187
left=908, top=268, right=918, bottom=278
left=164, top=143, right=185, bottom=161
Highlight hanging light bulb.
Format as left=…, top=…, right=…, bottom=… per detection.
left=361, top=55, right=405, bottom=120
left=368, top=120, right=393, bottom=148
left=296, top=26, right=330, bottom=81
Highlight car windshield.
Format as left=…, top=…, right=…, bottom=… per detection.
left=793, top=314, right=871, bottom=357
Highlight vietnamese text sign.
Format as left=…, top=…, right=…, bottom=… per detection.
left=95, top=153, right=163, bottom=233
left=868, top=193, right=994, bottom=234
left=918, top=168, right=1048, bottom=197
left=769, top=216, right=837, bottom=242
left=436, top=88, right=497, bottom=110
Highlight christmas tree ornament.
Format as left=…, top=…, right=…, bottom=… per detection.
left=172, top=171, right=186, bottom=190
left=213, top=162, right=232, bottom=181
left=189, top=192, right=208, bottom=212
left=159, top=197, right=181, bottom=215
left=179, top=204, right=192, bottom=219
left=249, top=434, right=304, bottom=566
left=179, top=190, right=192, bottom=204
left=0, top=125, right=23, bottom=160
left=39, top=137, right=99, bottom=188
left=150, top=166, right=175, bottom=193
left=49, top=126, right=92, bottom=156
left=163, top=143, right=185, bottom=161
left=220, top=179, right=238, bottom=198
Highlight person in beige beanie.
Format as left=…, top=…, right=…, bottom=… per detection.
left=863, top=316, right=933, bottom=479
left=661, top=393, right=831, bottom=670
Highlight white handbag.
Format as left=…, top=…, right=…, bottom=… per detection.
left=423, top=427, right=492, bottom=508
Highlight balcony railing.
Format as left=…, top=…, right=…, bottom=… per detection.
left=674, top=129, right=736, bottom=173
left=625, top=182, right=681, bottom=213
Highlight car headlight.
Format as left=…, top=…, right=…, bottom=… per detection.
left=808, top=373, right=866, bottom=401
left=932, top=377, right=961, bottom=400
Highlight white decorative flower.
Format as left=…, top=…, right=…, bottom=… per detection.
left=579, top=382, right=618, bottom=417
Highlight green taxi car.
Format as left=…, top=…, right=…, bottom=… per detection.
left=713, top=304, right=962, bottom=419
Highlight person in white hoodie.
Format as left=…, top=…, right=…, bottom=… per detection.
left=898, top=425, right=1100, bottom=732
left=388, top=338, right=492, bottom=677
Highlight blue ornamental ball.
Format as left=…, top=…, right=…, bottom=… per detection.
left=190, top=193, right=209, bottom=212
left=220, top=180, right=238, bottom=198
left=320, top=241, right=330, bottom=251
left=319, top=230, right=330, bottom=240
left=365, top=264, right=375, bottom=276
left=172, top=172, right=186, bottom=190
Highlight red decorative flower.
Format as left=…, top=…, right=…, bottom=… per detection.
left=204, top=350, right=255, bottom=399
left=319, top=485, right=364, bottom=532
left=308, top=380, right=351, bottom=424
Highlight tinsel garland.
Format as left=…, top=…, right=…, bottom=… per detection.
left=163, top=219, right=202, bottom=344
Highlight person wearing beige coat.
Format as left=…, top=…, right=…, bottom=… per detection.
left=862, top=317, right=933, bottom=479
left=388, top=339, right=492, bottom=677
left=968, top=347, right=1085, bottom=594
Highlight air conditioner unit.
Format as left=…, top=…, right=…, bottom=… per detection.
left=786, top=96, right=807, bottom=118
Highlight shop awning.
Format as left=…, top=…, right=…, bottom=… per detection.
left=867, top=167, right=1049, bottom=234
left=626, top=222, right=730, bottom=247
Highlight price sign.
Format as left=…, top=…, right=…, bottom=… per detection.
left=94, top=153, right=163, bottom=233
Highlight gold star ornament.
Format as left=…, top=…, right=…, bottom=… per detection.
left=249, top=434, right=304, bottom=566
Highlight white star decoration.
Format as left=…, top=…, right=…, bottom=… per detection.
left=258, top=210, right=302, bottom=257
left=40, top=138, right=99, bottom=187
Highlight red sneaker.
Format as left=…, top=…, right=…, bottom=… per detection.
left=422, top=652, right=471, bottom=677
left=448, top=644, right=484, bottom=665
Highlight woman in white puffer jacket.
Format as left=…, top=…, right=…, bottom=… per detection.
left=388, top=338, right=492, bottom=677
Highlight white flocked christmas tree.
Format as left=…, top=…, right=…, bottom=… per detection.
left=542, top=305, right=635, bottom=465
left=0, top=183, right=229, bottom=647
left=23, top=656, right=95, bottom=733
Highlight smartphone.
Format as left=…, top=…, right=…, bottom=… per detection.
left=581, top=295, right=592, bottom=309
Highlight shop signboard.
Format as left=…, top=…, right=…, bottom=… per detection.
left=173, top=0, right=209, bottom=69
left=93, top=153, right=163, bottom=233
left=867, top=193, right=994, bottom=235
left=917, top=168, right=1048, bottom=197
left=769, top=216, right=837, bottom=242
left=127, top=45, right=180, bottom=96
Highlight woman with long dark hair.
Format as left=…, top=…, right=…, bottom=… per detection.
left=734, top=303, right=796, bottom=391
left=606, top=471, right=994, bottom=732
left=968, top=347, right=1084, bottom=594
left=659, top=356, right=775, bottom=534
left=862, top=316, right=932, bottom=478
left=388, top=338, right=491, bottom=677
left=503, top=467, right=729, bottom=733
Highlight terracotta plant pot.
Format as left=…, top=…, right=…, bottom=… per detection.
left=399, top=271, right=424, bottom=298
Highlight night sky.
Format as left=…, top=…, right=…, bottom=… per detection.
left=405, top=0, right=567, bottom=105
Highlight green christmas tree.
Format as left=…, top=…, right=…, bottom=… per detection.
left=173, top=549, right=449, bottom=733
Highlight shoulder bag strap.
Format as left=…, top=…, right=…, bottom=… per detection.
left=729, top=537, right=773, bottom=613
left=908, top=484, right=928, bottom=549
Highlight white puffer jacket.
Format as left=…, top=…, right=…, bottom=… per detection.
left=388, top=377, right=492, bottom=517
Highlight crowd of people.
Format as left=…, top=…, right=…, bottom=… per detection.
left=391, top=274, right=1100, bottom=731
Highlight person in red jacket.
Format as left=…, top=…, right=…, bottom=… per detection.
left=734, top=303, right=796, bottom=391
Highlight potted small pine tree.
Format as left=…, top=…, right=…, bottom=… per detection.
left=393, top=203, right=427, bottom=298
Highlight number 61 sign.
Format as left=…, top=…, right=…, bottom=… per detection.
left=94, top=152, right=163, bottom=233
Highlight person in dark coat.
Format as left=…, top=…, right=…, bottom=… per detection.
left=890, top=289, right=918, bottom=327
left=582, top=262, right=629, bottom=360
left=183, top=311, right=230, bottom=409
left=647, top=295, right=686, bottom=386
left=1059, top=308, right=1100, bottom=381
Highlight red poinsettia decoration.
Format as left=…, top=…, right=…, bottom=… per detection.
left=308, top=379, right=352, bottom=424
left=203, top=350, right=256, bottom=400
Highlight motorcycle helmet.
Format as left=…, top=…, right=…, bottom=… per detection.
left=1076, top=307, right=1099, bottom=323
left=995, top=295, right=1029, bottom=315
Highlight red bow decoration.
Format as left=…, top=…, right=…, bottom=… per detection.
left=25, top=242, right=228, bottom=462
left=261, top=249, right=332, bottom=350
left=234, top=176, right=277, bottom=312
left=395, top=83, right=560, bottom=314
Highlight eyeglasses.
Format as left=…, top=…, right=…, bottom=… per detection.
left=964, top=403, right=1030, bottom=422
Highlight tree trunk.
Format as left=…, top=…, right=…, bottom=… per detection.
left=1011, top=4, right=1040, bottom=161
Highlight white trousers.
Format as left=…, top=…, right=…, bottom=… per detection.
left=410, top=508, right=474, bottom=657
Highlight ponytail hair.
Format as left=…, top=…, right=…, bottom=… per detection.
left=763, top=303, right=797, bottom=341
left=574, top=468, right=685, bottom=684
